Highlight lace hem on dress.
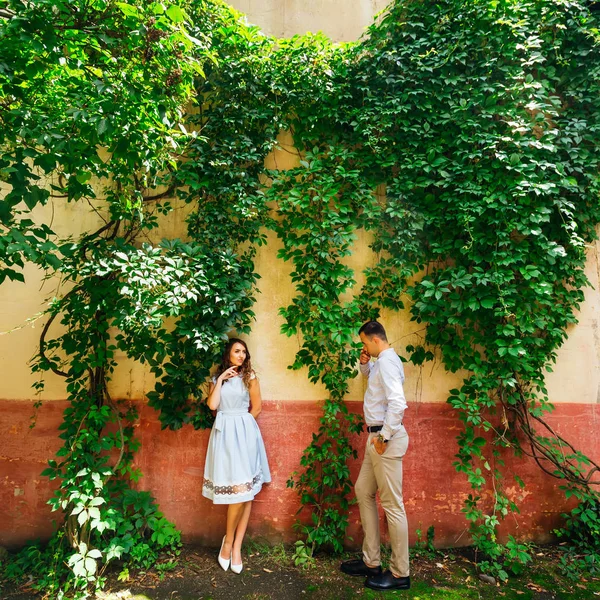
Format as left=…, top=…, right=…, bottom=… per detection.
left=202, top=470, right=265, bottom=504
left=203, top=473, right=262, bottom=496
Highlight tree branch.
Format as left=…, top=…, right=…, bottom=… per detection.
left=39, top=287, right=81, bottom=378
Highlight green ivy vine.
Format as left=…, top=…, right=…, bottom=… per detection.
left=2, top=0, right=600, bottom=596
left=1, top=0, right=268, bottom=595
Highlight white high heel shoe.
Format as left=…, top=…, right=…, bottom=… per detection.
left=231, top=555, right=243, bottom=574
left=217, top=536, right=230, bottom=571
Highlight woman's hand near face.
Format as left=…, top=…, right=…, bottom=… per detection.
left=219, top=366, right=238, bottom=382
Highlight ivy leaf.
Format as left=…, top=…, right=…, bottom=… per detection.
left=115, top=3, right=140, bottom=18
left=166, top=5, right=185, bottom=22
left=84, top=557, right=97, bottom=576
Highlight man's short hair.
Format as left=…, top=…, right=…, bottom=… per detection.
left=359, top=320, right=388, bottom=341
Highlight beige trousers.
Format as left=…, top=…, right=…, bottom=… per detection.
left=355, top=430, right=409, bottom=578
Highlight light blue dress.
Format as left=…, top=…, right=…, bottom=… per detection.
left=202, top=375, right=271, bottom=504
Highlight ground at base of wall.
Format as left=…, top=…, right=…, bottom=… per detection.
left=2, top=543, right=599, bottom=600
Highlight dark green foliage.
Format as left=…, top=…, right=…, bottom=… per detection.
left=269, top=0, right=600, bottom=579
left=1, top=0, right=262, bottom=595
left=413, top=525, right=438, bottom=559
left=555, top=492, right=600, bottom=579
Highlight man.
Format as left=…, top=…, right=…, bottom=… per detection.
left=340, top=320, right=410, bottom=591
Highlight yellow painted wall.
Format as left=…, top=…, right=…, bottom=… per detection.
left=1, top=0, right=599, bottom=410
left=229, top=0, right=391, bottom=41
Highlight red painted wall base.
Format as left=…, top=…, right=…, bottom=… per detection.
left=1, top=399, right=598, bottom=549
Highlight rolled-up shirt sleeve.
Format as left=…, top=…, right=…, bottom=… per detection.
left=379, top=357, right=407, bottom=440
left=359, top=361, right=372, bottom=378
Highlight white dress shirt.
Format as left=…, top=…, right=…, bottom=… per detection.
left=359, top=347, right=407, bottom=441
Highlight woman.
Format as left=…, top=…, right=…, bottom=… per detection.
left=202, top=338, right=271, bottom=574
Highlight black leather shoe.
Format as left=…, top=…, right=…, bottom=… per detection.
left=365, top=570, right=411, bottom=590
left=340, top=558, right=382, bottom=577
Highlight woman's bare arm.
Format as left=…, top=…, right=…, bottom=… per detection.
left=249, top=377, right=262, bottom=418
left=207, top=366, right=237, bottom=410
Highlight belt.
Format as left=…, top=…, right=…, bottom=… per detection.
left=366, top=425, right=383, bottom=433
left=215, top=410, right=250, bottom=431
left=366, top=423, right=402, bottom=433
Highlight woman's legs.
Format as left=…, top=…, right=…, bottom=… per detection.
left=220, top=502, right=245, bottom=560
left=231, top=501, right=253, bottom=565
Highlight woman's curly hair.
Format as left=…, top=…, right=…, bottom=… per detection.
left=214, top=338, right=254, bottom=388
